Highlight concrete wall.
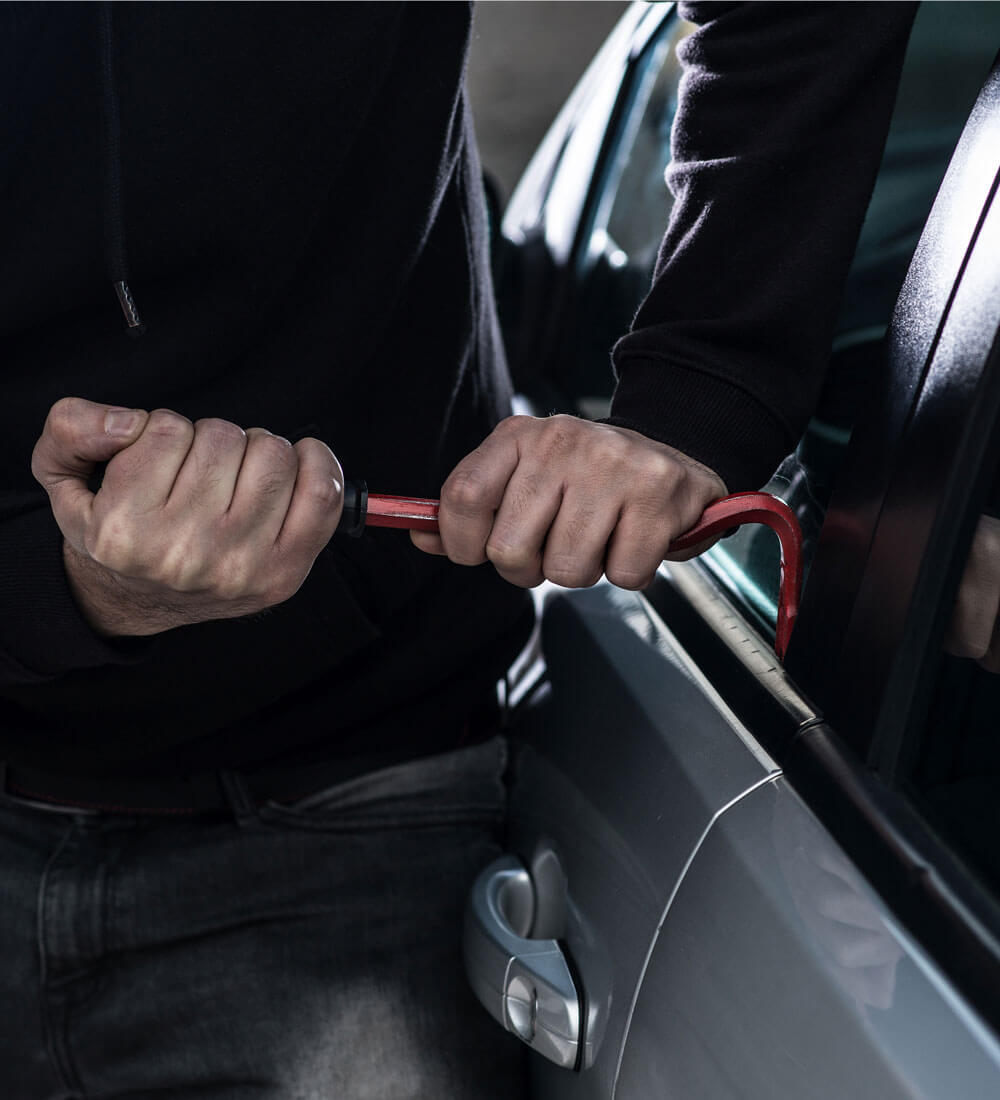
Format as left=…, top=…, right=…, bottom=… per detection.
left=466, top=1, right=628, bottom=201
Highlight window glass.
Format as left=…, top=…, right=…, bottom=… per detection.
left=525, top=3, right=1000, bottom=643
left=556, top=14, right=691, bottom=417
left=598, top=22, right=689, bottom=274
left=902, top=451, right=1000, bottom=894
left=554, top=4, right=1000, bottom=637
left=700, top=3, right=1000, bottom=640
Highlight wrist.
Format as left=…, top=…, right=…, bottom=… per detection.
left=62, top=541, right=176, bottom=637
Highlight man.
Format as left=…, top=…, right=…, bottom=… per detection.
left=1, top=2, right=918, bottom=1096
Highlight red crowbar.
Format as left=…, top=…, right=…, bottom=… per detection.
left=663, top=491, right=802, bottom=661
left=338, top=482, right=802, bottom=661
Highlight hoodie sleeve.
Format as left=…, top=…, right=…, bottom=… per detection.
left=0, top=497, right=152, bottom=686
left=605, top=1, right=919, bottom=492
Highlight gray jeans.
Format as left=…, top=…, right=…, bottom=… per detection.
left=0, top=738, right=527, bottom=1098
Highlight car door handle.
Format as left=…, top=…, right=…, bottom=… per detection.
left=463, top=855, right=581, bottom=1070
left=339, top=483, right=803, bottom=660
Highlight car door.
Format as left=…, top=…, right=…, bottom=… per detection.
left=613, top=57, right=1000, bottom=1097
left=464, top=4, right=1000, bottom=1097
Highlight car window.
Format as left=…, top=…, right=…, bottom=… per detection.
left=590, top=19, right=690, bottom=277
left=699, top=2, right=1000, bottom=641
left=565, top=14, right=692, bottom=420
left=896, top=443, right=1000, bottom=896
left=551, top=5, right=1000, bottom=640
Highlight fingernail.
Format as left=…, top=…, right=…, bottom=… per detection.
left=105, top=408, right=144, bottom=438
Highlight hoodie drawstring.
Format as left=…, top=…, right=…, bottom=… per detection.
left=98, top=1, right=145, bottom=335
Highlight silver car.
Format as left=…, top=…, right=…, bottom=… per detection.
left=464, top=4, right=1000, bottom=1097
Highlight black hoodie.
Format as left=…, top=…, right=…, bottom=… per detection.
left=0, top=2, right=530, bottom=775
left=0, top=2, right=918, bottom=776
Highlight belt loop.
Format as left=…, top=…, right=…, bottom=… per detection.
left=217, top=770, right=257, bottom=825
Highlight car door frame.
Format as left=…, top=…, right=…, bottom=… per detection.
left=499, top=1, right=675, bottom=410
left=645, top=58, right=1000, bottom=1039
left=489, top=0, right=1000, bottom=1080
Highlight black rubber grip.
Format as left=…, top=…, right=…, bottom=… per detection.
left=337, top=478, right=368, bottom=538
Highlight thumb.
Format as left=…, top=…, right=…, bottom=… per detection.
left=31, top=397, right=149, bottom=545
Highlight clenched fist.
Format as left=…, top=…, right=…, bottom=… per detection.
left=32, top=397, right=344, bottom=636
left=411, top=414, right=726, bottom=589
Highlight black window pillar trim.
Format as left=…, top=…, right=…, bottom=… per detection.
left=787, top=59, right=1000, bottom=755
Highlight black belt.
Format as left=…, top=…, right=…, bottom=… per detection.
left=0, top=748, right=429, bottom=817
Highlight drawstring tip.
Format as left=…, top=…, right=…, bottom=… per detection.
left=113, top=280, right=145, bottom=334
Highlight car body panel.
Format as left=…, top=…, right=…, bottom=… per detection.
left=616, top=776, right=1000, bottom=1100
left=465, top=4, right=1000, bottom=1095
left=508, top=581, right=779, bottom=1095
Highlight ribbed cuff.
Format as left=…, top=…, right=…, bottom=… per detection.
left=0, top=505, right=151, bottom=685
left=605, top=355, right=797, bottom=492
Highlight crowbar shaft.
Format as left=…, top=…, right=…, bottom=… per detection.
left=338, top=481, right=802, bottom=661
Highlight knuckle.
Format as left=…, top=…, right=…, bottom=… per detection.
left=255, top=431, right=298, bottom=468
left=485, top=537, right=533, bottom=573
left=639, top=450, right=681, bottom=491
left=157, top=535, right=204, bottom=591
left=545, top=565, right=597, bottom=589
left=543, top=548, right=602, bottom=588
left=539, top=417, right=578, bottom=458
left=495, top=413, right=531, bottom=436
left=606, top=563, right=654, bottom=591
left=46, top=397, right=82, bottom=441
left=439, top=533, right=487, bottom=567
left=300, top=473, right=341, bottom=511
left=593, top=436, right=631, bottom=471
left=298, top=436, right=342, bottom=470
left=85, top=511, right=138, bottom=572
left=296, top=439, right=345, bottom=495
left=195, top=417, right=246, bottom=453
left=147, top=409, right=194, bottom=441
left=442, top=468, right=490, bottom=515
left=84, top=530, right=122, bottom=572
left=211, top=555, right=258, bottom=603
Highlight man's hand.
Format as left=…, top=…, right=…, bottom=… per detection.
left=410, top=415, right=726, bottom=589
left=32, top=397, right=344, bottom=637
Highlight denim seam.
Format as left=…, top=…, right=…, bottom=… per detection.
left=105, top=819, right=142, bottom=961
left=37, top=821, right=87, bottom=1098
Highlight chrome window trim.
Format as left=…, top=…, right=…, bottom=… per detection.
left=651, top=560, right=821, bottom=732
